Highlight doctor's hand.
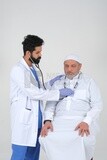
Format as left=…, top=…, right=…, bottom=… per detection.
left=59, top=88, right=74, bottom=99
left=49, top=74, right=64, bottom=86
left=75, top=122, right=90, bottom=137
left=41, top=121, right=53, bottom=137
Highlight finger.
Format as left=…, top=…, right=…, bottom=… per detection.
left=41, top=130, right=44, bottom=137
left=50, top=125, right=53, bottom=132
left=88, top=129, right=90, bottom=135
left=41, top=128, right=48, bottom=137
left=40, top=128, right=44, bottom=137
left=75, top=125, right=80, bottom=131
left=85, top=130, right=90, bottom=136
left=78, top=128, right=82, bottom=135
left=81, top=129, right=90, bottom=137
left=81, top=130, right=85, bottom=137
left=41, top=131, right=44, bottom=137
left=79, top=129, right=85, bottom=137
left=44, top=128, right=48, bottom=136
left=85, top=130, right=89, bottom=136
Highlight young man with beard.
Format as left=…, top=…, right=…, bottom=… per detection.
left=10, top=35, right=73, bottom=160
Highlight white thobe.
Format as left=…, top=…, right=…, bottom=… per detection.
left=39, top=73, right=102, bottom=160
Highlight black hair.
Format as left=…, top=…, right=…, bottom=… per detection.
left=22, top=35, right=44, bottom=55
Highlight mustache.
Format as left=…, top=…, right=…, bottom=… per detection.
left=29, top=56, right=41, bottom=64
left=37, top=57, right=41, bottom=60
left=66, top=72, right=74, bottom=75
left=66, top=72, right=78, bottom=79
left=66, top=74, right=75, bottom=80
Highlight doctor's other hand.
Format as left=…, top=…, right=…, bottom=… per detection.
left=49, top=74, right=64, bottom=86
left=41, top=121, right=53, bottom=137
left=75, top=122, right=90, bottom=137
left=59, top=88, right=74, bottom=98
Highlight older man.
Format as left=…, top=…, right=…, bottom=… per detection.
left=39, top=54, right=102, bottom=160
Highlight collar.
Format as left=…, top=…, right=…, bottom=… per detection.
left=19, top=58, right=32, bottom=71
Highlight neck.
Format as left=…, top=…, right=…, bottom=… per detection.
left=23, top=56, right=32, bottom=67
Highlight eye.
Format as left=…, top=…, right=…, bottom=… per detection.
left=65, top=65, right=69, bottom=68
left=71, top=64, right=76, bottom=67
left=36, top=51, right=40, bottom=55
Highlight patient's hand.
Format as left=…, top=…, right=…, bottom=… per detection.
left=75, top=122, right=90, bottom=137
left=41, top=121, right=53, bottom=137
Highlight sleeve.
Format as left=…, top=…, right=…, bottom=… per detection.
left=10, top=66, right=60, bottom=101
left=83, top=79, right=103, bottom=125
left=43, top=101, right=58, bottom=121
left=45, top=81, right=52, bottom=90
left=43, top=80, right=60, bottom=121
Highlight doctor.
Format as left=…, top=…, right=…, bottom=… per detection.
left=40, top=54, right=103, bottom=160
left=10, top=35, right=73, bottom=160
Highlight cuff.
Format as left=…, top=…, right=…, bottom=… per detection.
left=44, top=120, right=52, bottom=124
left=83, top=116, right=92, bottom=125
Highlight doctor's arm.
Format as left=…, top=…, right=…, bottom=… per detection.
left=45, top=74, right=64, bottom=89
left=10, top=67, right=72, bottom=101
left=10, top=67, right=60, bottom=101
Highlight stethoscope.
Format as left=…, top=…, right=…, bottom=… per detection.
left=63, top=72, right=82, bottom=91
left=30, top=57, right=46, bottom=90
left=34, top=63, right=46, bottom=90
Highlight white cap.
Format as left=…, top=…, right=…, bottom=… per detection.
left=64, top=53, right=82, bottom=64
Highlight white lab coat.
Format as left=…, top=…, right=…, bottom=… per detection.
left=39, top=73, right=103, bottom=160
left=10, top=58, right=60, bottom=146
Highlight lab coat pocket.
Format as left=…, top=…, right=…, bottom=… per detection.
left=20, top=108, right=33, bottom=125
left=10, top=97, right=19, bottom=105
left=74, top=90, right=86, bottom=100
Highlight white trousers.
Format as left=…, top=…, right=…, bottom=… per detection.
left=39, top=117, right=97, bottom=160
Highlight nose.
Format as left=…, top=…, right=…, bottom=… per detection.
left=67, top=69, right=74, bottom=75
left=39, top=52, right=42, bottom=57
left=67, top=67, right=72, bottom=72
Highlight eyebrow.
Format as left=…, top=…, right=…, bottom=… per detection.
left=65, top=64, right=76, bottom=66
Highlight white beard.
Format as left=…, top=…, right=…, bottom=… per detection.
left=66, top=73, right=78, bottom=80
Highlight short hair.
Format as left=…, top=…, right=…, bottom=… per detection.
left=22, top=35, right=44, bottom=55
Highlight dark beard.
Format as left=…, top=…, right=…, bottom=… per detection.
left=29, top=56, right=41, bottom=64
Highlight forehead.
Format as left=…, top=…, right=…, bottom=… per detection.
left=34, top=46, right=42, bottom=52
left=64, top=60, right=79, bottom=65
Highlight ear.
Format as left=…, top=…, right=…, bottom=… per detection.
left=26, top=51, right=31, bottom=57
left=79, top=63, right=82, bottom=69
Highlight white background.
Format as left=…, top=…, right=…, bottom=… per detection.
left=0, top=0, right=107, bottom=159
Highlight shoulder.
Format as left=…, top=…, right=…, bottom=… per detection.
left=82, top=73, right=99, bottom=88
left=10, top=60, right=25, bottom=78
left=82, top=73, right=91, bottom=79
left=81, top=73, right=94, bottom=84
left=11, top=62, right=21, bottom=72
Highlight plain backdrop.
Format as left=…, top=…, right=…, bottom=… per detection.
left=0, top=0, right=107, bottom=159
